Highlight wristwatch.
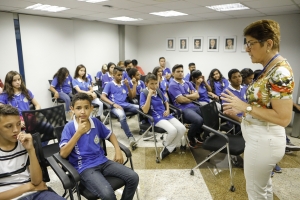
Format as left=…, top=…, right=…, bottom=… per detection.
left=246, top=105, right=253, bottom=114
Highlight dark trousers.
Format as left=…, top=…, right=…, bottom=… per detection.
left=182, top=106, right=203, bottom=143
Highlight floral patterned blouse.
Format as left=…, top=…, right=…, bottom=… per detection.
left=247, top=60, right=294, bottom=109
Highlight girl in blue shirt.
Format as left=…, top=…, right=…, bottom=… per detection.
left=241, top=68, right=254, bottom=87
left=102, top=62, right=115, bottom=88
left=0, top=71, right=41, bottom=128
left=207, top=68, right=229, bottom=99
left=152, top=66, right=168, bottom=99
left=189, top=70, right=212, bottom=106
left=140, top=74, right=186, bottom=160
left=72, top=65, right=103, bottom=118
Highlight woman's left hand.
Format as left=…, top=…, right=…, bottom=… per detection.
left=220, top=89, right=248, bottom=114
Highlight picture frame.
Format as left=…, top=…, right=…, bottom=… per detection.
left=192, top=37, right=203, bottom=52
left=224, top=36, right=237, bottom=52
left=207, top=36, right=219, bottom=52
left=166, top=38, right=175, bottom=51
left=178, top=37, right=189, bottom=52
left=242, top=37, right=247, bottom=52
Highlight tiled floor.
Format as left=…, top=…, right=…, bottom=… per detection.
left=47, top=116, right=300, bottom=200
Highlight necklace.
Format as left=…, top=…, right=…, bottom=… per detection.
left=254, top=53, right=280, bottom=81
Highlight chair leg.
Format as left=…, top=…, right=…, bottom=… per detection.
left=135, top=126, right=152, bottom=144
left=152, top=125, right=160, bottom=163
left=226, top=143, right=235, bottom=192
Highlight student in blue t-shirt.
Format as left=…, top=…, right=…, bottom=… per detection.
left=168, top=64, right=204, bottom=148
left=101, top=66, right=139, bottom=148
left=189, top=70, right=212, bottom=106
left=241, top=68, right=254, bottom=87
left=159, top=57, right=171, bottom=81
left=152, top=66, right=168, bottom=99
left=72, top=65, right=103, bottom=118
left=140, top=74, right=186, bottom=160
left=59, top=93, right=139, bottom=200
left=122, top=60, right=133, bottom=81
left=95, top=64, right=108, bottom=82
left=50, top=67, right=73, bottom=113
left=102, top=62, right=115, bottom=88
left=0, top=71, right=41, bottom=129
left=86, top=73, right=93, bottom=86
left=127, top=68, right=146, bottom=101
left=183, top=62, right=196, bottom=82
left=207, top=68, right=229, bottom=100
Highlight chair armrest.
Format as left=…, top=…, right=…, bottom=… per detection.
left=202, top=125, right=229, bottom=143
left=219, top=112, right=241, bottom=126
left=169, top=104, right=182, bottom=114
left=94, top=90, right=102, bottom=98
left=52, top=153, right=81, bottom=182
left=100, top=99, right=111, bottom=109
left=47, top=156, right=74, bottom=189
left=136, top=109, right=154, bottom=122
left=129, top=98, right=138, bottom=105
left=118, top=142, right=132, bottom=158
left=192, top=101, right=201, bottom=107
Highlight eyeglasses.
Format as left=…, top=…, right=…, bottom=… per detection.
left=246, top=40, right=264, bottom=48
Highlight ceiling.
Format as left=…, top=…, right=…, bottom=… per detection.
left=0, top=0, right=300, bottom=25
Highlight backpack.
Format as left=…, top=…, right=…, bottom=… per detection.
left=141, top=88, right=166, bottom=112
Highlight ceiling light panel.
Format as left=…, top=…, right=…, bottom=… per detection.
left=25, top=4, right=69, bottom=12
left=206, top=3, right=249, bottom=11
left=78, top=0, right=109, bottom=3
left=150, top=10, right=188, bottom=17
left=109, top=16, right=143, bottom=21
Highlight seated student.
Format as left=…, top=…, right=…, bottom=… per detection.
left=159, top=57, right=171, bottom=82
left=0, top=71, right=41, bottom=129
left=0, top=104, right=65, bottom=200
left=127, top=68, right=146, bottom=101
left=101, top=67, right=139, bottom=147
left=140, top=74, right=186, bottom=159
left=50, top=67, right=73, bottom=118
left=59, top=93, right=139, bottom=200
left=184, top=62, right=196, bottom=81
left=86, top=73, right=93, bottom=86
left=122, top=60, right=133, bottom=81
left=117, top=61, right=125, bottom=70
left=207, top=68, right=229, bottom=100
left=240, top=68, right=254, bottom=87
left=132, top=59, right=145, bottom=76
left=96, top=64, right=108, bottom=82
left=102, top=62, right=115, bottom=88
left=152, top=66, right=168, bottom=99
left=72, top=65, right=103, bottom=119
left=168, top=64, right=204, bottom=148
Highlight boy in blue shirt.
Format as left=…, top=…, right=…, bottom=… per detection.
left=183, top=62, right=196, bottom=82
left=168, top=64, right=204, bottom=148
left=59, top=93, right=139, bottom=200
left=127, top=68, right=146, bottom=101
left=159, top=57, right=171, bottom=81
left=101, top=67, right=139, bottom=147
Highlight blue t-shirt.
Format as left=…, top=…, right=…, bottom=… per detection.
left=102, top=81, right=130, bottom=107
left=162, top=67, right=171, bottom=76
left=168, top=79, right=197, bottom=110
left=129, top=80, right=146, bottom=97
left=0, top=90, right=34, bottom=116
left=140, top=89, right=173, bottom=125
left=59, top=117, right=111, bottom=174
left=191, top=82, right=210, bottom=103
left=159, top=77, right=168, bottom=95
left=86, top=74, right=93, bottom=85
left=72, top=78, right=90, bottom=92
left=96, top=71, right=103, bottom=81
left=222, top=85, right=247, bottom=117
left=184, top=73, right=190, bottom=82
left=122, top=71, right=131, bottom=82
left=102, top=73, right=114, bottom=88
left=207, top=78, right=229, bottom=96
left=51, top=75, right=72, bottom=93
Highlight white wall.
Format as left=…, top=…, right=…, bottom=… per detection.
left=124, top=25, right=138, bottom=60
left=137, top=14, right=300, bottom=99
left=0, top=12, right=19, bottom=82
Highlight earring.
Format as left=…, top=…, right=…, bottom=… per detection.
left=267, top=49, right=270, bottom=53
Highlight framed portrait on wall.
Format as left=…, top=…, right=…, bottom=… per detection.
left=224, top=36, right=237, bottom=52
left=192, top=37, right=203, bottom=52
left=207, top=36, right=219, bottom=52
left=178, top=37, right=188, bottom=51
left=242, top=37, right=247, bottom=52
left=166, top=38, right=175, bottom=51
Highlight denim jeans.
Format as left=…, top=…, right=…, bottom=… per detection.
left=182, top=106, right=203, bottom=143
left=80, top=160, right=139, bottom=200
left=19, top=190, right=66, bottom=200
left=58, top=92, right=72, bottom=111
left=111, top=104, right=138, bottom=138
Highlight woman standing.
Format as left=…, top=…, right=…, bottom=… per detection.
left=221, top=19, right=294, bottom=199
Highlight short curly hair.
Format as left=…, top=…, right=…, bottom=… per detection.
left=243, top=19, right=280, bottom=51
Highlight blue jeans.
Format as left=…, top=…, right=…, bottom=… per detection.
left=19, top=190, right=66, bottom=200
left=58, top=92, right=73, bottom=111
left=80, top=160, right=139, bottom=200
left=111, top=104, right=138, bottom=138
left=182, top=106, right=203, bottom=143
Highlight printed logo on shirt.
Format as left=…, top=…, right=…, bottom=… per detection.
left=94, top=135, right=99, bottom=144
left=68, top=81, right=70, bottom=85
left=187, top=87, right=190, bottom=93
left=122, top=89, right=126, bottom=94
left=23, top=97, right=28, bottom=102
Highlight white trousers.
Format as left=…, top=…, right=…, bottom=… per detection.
left=241, top=121, right=285, bottom=200
left=92, top=98, right=103, bottom=117
left=156, top=118, right=186, bottom=152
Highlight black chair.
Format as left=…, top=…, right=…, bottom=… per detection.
left=32, top=132, right=76, bottom=199
left=22, top=104, right=67, bottom=159
left=52, top=125, right=140, bottom=200
left=48, top=80, right=66, bottom=105
left=190, top=101, right=245, bottom=192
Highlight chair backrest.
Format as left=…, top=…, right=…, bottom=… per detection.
left=22, top=105, right=66, bottom=142
left=200, top=101, right=220, bottom=137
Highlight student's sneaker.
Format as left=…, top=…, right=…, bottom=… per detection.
left=271, top=171, right=274, bottom=178
left=129, top=137, right=136, bottom=148
left=160, top=146, right=170, bottom=160
left=143, top=132, right=154, bottom=141
left=273, top=164, right=282, bottom=173
left=286, top=141, right=300, bottom=151
left=188, top=141, right=200, bottom=149
left=285, top=149, right=293, bottom=154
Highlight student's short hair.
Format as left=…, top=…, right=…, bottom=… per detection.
left=113, top=66, right=124, bottom=74
left=128, top=68, right=138, bottom=78
left=124, top=60, right=132, bottom=67
left=172, top=64, right=183, bottom=73
left=241, top=68, right=254, bottom=80
left=132, top=59, right=138, bottom=66
left=145, top=73, right=157, bottom=83
left=228, top=69, right=240, bottom=80
left=0, top=104, right=19, bottom=121
left=188, top=63, right=195, bottom=67
left=159, top=57, right=165, bottom=61
left=190, top=70, right=202, bottom=82
left=71, top=93, right=92, bottom=107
